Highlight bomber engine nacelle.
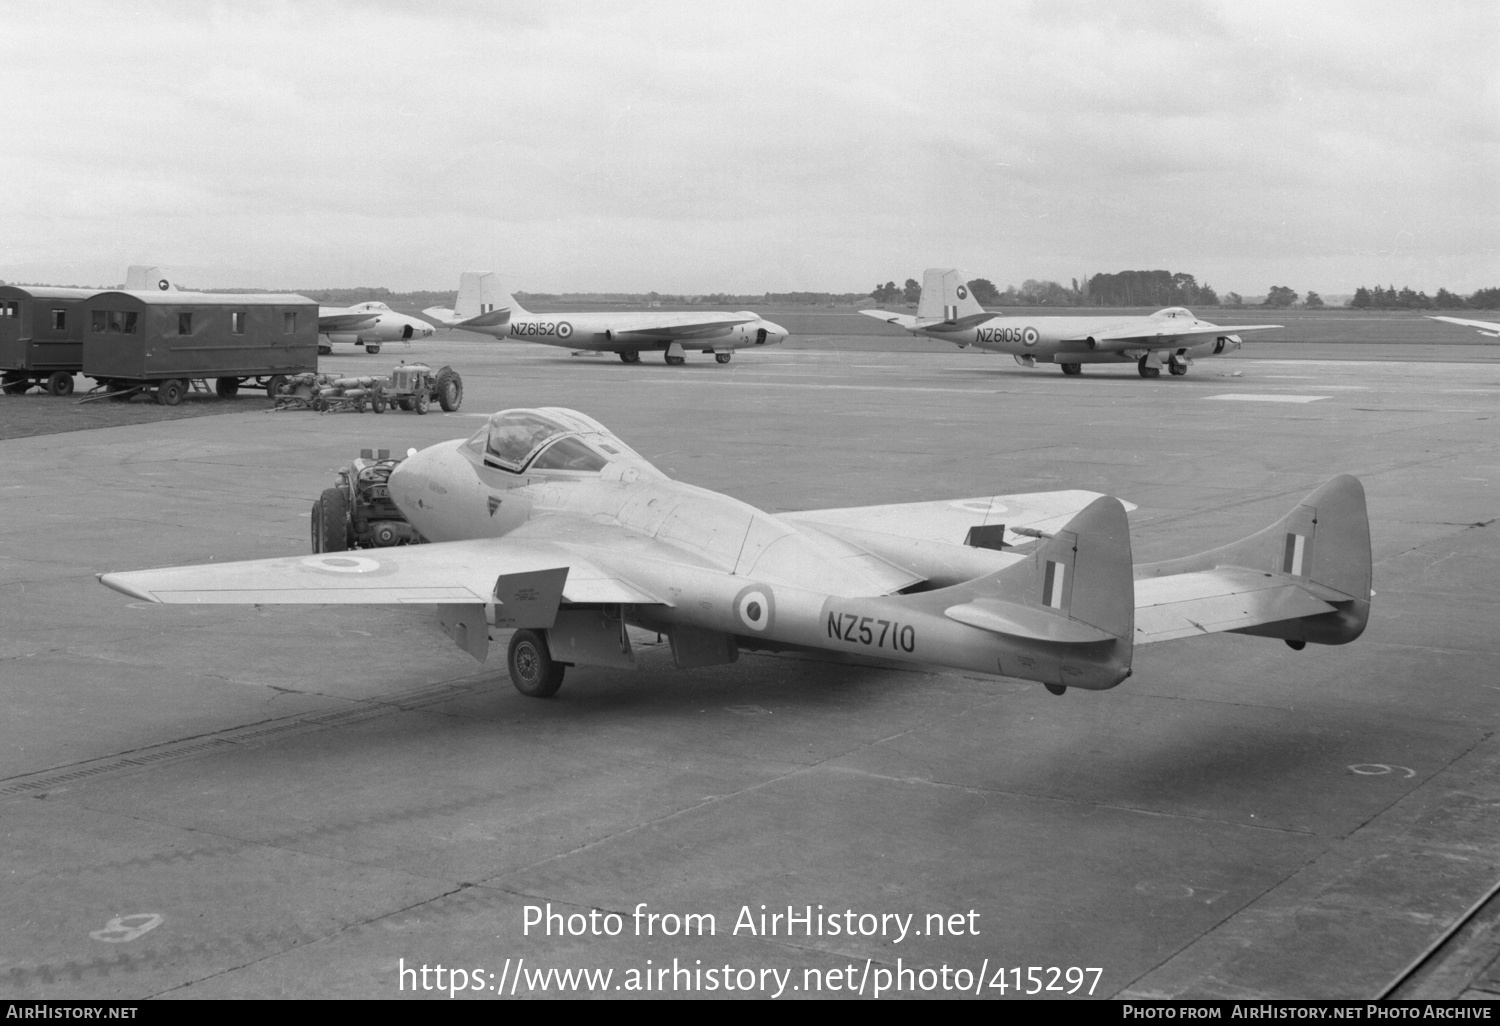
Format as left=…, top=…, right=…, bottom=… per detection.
left=1213, top=334, right=1242, bottom=355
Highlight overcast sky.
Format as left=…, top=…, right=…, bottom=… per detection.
left=2, top=0, right=1495, bottom=296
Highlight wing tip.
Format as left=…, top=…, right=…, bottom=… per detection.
left=98, top=573, right=158, bottom=603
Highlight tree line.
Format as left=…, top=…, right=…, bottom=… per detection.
left=1348, top=285, right=1500, bottom=310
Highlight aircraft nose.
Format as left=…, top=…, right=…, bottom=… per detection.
left=763, top=320, right=788, bottom=345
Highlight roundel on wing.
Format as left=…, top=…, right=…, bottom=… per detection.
left=956, top=285, right=968, bottom=300
left=733, top=584, right=774, bottom=632
left=157, top=279, right=170, bottom=291
left=557, top=321, right=573, bottom=338
left=1023, top=327, right=1039, bottom=346
left=301, top=554, right=381, bottom=574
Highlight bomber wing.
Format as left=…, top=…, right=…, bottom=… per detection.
left=783, top=490, right=1132, bottom=549
left=100, top=536, right=664, bottom=607
left=1062, top=323, right=1281, bottom=347
left=1430, top=316, right=1500, bottom=338
left=609, top=316, right=755, bottom=340
left=318, top=308, right=383, bottom=332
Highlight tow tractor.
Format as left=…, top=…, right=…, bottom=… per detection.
left=311, top=448, right=425, bottom=551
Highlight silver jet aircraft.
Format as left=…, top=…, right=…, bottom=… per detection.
left=863, top=268, right=1282, bottom=377
left=101, top=409, right=1370, bottom=699
left=316, top=301, right=436, bottom=355
left=1430, top=316, right=1500, bottom=339
left=424, top=272, right=788, bottom=365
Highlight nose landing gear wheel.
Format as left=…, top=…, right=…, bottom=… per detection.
left=715, top=352, right=732, bottom=364
left=365, top=344, right=381, bottom=354
left=617, top=351, right=641, bottom=364
left=508, top=629, right=565, bottom=697
left=664, top=354, right=685, bottom=366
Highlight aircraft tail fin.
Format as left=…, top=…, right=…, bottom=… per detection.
left=1135, top=475, right=1371, bottom=646
left=916, top=268, right=985, bottom=325
left=124, top=265, right=178, bottom=292
left=454, top=271, right=522, bottom=327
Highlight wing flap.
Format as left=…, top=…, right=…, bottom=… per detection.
left=1133, top=567, right=1339, bottom=644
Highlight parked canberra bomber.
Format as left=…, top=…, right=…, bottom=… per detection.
left=101, top=409, right=1370, bottom=699
left=316, top=301, right=436, bottom=355
left=863, top=268, right=1282, bottom=377
left=424, top=272, right=787, bottom=364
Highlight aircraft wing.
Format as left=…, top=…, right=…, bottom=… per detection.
left=1430, top=316, right=1500, bottom=338
left=1063, top=323, right=1281, bottom=346
left=99, top=537, right=665, bottom=607
left=318, top=308, right=382, bottom=332
left=611, top=317, right=755, bottom=340
left=782, top=490, right=1132, bottom=548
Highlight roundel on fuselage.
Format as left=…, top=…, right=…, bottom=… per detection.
left=157, top=279, right=170, bottom=291
left=1023, top=327, right=1039, bottom=346
left=734, top=584, right=774, bottom=632
left=557, top=321, right=573, bottom=338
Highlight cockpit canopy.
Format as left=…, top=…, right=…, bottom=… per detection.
left=470, top=407, right=638, bottom=474
left=1152, top=307, right=1196, bottom=320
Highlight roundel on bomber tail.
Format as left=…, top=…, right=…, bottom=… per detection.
left=956, top=285, right=969, bottom=300
left=734, top=584, right=775, bottom=633
left=157, top=279, right=170, bottom=291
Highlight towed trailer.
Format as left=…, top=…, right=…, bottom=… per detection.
left=0, top=285, right=96, bottom=396
left=80, top=291, right=318, bottom=405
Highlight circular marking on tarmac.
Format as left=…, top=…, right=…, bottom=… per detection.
left=1348, top=763, right=1416, bottom=778
left=90, top=913, right=163, bottom=943
left=301, top=554, right=381, bottom=574
left=734, top=585, right=774, bottom=632
left=557, top=321, right=573, bottom=338
left=956, top=285, right=968, bottom=300
left=1023, top=327, right=1039, bottom=345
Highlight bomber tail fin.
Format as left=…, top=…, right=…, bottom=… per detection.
left=124, top=265, right=178, bottom=292
left=1135, top=475, right=1372, bottom=647
left=425, top=272, right=523, bottom=330
left=916, top=268, right=987, bottom=326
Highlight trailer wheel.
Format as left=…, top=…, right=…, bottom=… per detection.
left=2, top=371, right=28, bottom=395
left=44, top=372, right=74, bottom=396
left=156, top=379, right=185, bottom=406
left=365, top=344, right=380, bottom=355
left=437, top=375, right=462, bottom=412
left=266, top=374, right=288, bottom=398
left=215, top=377, right=241, bottom=398
left=310, top=487, right=350, bottom=552
left=415, top=390, right=429, bottom=415
left=507, top=630, right=565, bottom=698
left=313, top=396, right=328, bottom=413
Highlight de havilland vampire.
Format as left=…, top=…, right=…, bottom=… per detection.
left=101, top=409, right=1370, bottom=699
left=424, top=273, right=788, bottom=364
left=864, top=269, right=1283, bottom=377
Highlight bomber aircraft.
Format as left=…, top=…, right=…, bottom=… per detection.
left=423, top=272, right=788, bottom=365
left=316, top=301, right=436, bottom=355
left=1430, top=316, right=1500, bottom=339
left=101, top=409, right=1371, bottom=699
left=863, top=268, right=1282, bottom=377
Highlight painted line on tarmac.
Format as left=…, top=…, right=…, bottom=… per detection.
left=1205, top=393, right=1331, bottom=403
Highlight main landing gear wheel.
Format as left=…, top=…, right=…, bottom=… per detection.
left=310, top=487, right=350, bottom=552
left=365, top=344, right=381, bottom=354
left=1060, top=363, right=1081, bottom=376
left=715, top=352, right=732, bottom=364
left=617, top=351, right=641, bottom=364
left=215, top=376, right=240, bottom=398
left=1168, top=358, right=1188, bottom=376
left=156, top=378, right=186, bottom=406
left=508, top=629, right=565, bottom=698
left=1137, top=358, right=1161, bottom=379
left=318, top=343, right=332, bottom=355
left=664, top=354, right=685, bottom=366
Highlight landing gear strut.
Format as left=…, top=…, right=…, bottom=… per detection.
left=1137, top=357, right=1161, bottom=378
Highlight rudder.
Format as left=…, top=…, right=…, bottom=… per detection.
left=917, top=268, right=986, bottom=324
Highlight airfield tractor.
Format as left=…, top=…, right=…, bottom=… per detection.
left=384, top=362, right=463, bottom=414
left=311, top=449, right=425, bottom=552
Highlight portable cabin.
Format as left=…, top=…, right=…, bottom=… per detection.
left=81, top=291, right=318, bottom=404
left=0, top=285, right=97, bottom=395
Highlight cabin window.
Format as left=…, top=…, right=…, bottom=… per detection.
left=92, top=311, right=106, bottom=332
left=107, top=311, right=124, bottom=334
left=2, top=301, right=18, bottom=317
left=231, top=311, right=246, bottom=334
left=123, top=312, right=138, bottom=334
left=178, top=312, right=193, bottom=336
left=283, top=311, right=296, bottom=333
left=51, top=309, right=66, bottom=331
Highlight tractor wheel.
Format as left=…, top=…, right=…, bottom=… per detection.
left=371, top=390, right=387, bottom=414
left=310, top=487, right=350, bottom=553
left=215, top=376, right=241, bottom=398
left=156, top=378, right=185, bottom=406
left=46, top=371, right=75, bottom=396
left=415, top=390, right=429, bottom=415
left=437, top=373, right=463, bottom=412
left=507, top=630, right=565, bottom=698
